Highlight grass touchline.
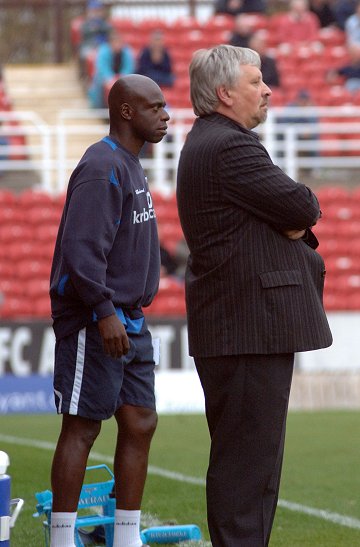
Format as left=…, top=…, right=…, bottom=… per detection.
left=1, top=432, right=360, bottom=532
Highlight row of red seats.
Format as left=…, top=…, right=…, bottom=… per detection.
left=0, top=189, right=185, bottom=319
left=307, top=187, right=360, bottom=310
left=71, top=14, right=345, bottom=49
left=1, top=187, right=360, bottom=318
left=0, top=190, right=60, bottom=321
left=71, top=12, right=358, bottom=110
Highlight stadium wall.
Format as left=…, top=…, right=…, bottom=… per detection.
left=0, top=313, right=359, bottom=414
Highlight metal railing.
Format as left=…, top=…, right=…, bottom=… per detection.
left=1, top=106, right=360, bottom=195
left=0, top=111, right=52, bottom=190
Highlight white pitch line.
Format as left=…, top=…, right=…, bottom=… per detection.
left=1, top=433, right=360, bottom=532
left=277, top=500, right=360, bottom=530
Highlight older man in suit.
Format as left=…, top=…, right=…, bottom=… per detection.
left=176, top=45, right=332, bottom=547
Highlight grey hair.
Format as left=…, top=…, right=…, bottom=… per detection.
left=189, top=45, right=261, bottom=117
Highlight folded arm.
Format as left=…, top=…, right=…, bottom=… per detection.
left=220, top=135, right=321, bottom=233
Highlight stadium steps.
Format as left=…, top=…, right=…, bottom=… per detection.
left=3, top=62, right=107, bottom=190
left=0, top=171, right=41, bottom=193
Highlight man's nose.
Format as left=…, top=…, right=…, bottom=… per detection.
left=162, top=108, right=170, bottom=121
left=263, top=82, right=272, bottom=96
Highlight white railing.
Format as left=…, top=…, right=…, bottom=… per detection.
left=109, top=0, right=214, bottom=22
left=0, top=111, right=52, bottom=191
left=1, top=106, right=360, bottom=195
left=263, top=106, right=360, bottom=181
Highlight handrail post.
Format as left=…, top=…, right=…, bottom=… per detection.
left=284, top=126, right=298, bottom=181
left=56, top=120, right=67, bottom=194
left=40, top=125, right=52, bottom=192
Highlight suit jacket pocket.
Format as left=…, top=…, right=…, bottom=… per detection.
left=259, top=269, right=303, bottom=288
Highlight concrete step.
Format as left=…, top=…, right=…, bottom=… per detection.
left=3, top=62, right=107, bottom=191
left=0, top=170, right=41, bottom=193
left=4, top=63, right=93, bottom=123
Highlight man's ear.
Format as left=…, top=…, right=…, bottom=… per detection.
left=216, top=85, right=233, bottom=107
left=120, top=102, right=133, bottom=120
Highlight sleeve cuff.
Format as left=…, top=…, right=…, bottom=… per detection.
left=93, top=299, right=116, bottom=320
left=302, top=228, right=319, bottom=250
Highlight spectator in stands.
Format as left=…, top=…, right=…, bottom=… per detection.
left=229, top=14, right=253, bottom=47
left=248, top=30, right=280, bottom=87
left=136, top=30, right=175, bottom=88
left=49, top=74, right=170, bottom=547
left=214, top=0, right=267, bottom=15
left=160, top=244, right=178, bottom=277
left=78, top=0, right=113, bottom=80
left=327, top=44, right=360, bottom=92
left=345, top=0, right=360, bottom=56
left=88, top=29, right=134, bottom=108
left=276, top=0, right=320, bottom=43
left=159, top=236, right=188, bottom=280
left=332, top=0, right=357, bottom=30
left=309, top=0, right=336, bottom=28
left=160, top=244, right=187, bottom=280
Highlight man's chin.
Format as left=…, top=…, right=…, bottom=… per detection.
left=257, top=111, right=268, bottom=126
left=148, top=135, right=165, bottom=144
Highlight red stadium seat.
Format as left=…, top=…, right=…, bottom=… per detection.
left=0, top=189, right=16, bottom=205
left=33, top=297, right=51, bottom=318
left=158, top=277, right=185, bottom=297
left=0, top=278, right=23, bottom=298
left=324, top=204, right=354, bottom=221
left=317, top=238, right=351, bottom=258
left=26, top=205, right=62, bottom=226
left=159, top=223, right=184, bottom=253
left=171, top=16, right=203, bottom=32
left=2, top=297, right=34, bottom=318
left=16, top=259, right=51, bottom=281
left=201, top=14, right=234, bottom=32
left=155, top=203, right=180, bottom=224
left=110, top=18, right=137, bottom=33
left=0, top=262, right=14, bottom=279
left=33, top=224, right=59, bottom=243
left=147, top=293, right=186, bottom=316
left=0, top=205, right=23, bottom=224
left=317, top=26, right=345, bottom=47
left=18, top=189, right=54, bottom=207
left=0, top=223, right=33, bottom=243
left=316, top=186, right=350, bottom=205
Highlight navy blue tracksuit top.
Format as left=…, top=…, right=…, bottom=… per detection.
left=50, top=136, right=160, bottom=340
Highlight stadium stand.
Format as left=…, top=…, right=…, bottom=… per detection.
left=0, top=189, right=186, bottom=319
left=70, top=12, right=360, bottom=109
left=0, top=185, right=360, bottom=318
left=1, top=9, right=360, bottom=320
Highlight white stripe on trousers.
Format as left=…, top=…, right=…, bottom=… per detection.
left=69, top=327, right=86, bottom=415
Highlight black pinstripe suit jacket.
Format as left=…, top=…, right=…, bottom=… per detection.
left=176, top=113, right=332, bottom=357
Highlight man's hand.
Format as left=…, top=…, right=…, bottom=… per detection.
left=98, top=314, right=130, bottom=359
left=283, top=229, right=306, bottom=240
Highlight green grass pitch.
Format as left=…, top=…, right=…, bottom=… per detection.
left=0, top=411, right=359, bottom=546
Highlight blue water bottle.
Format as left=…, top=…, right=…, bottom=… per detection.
left=141, top=524, right=202, bottom=543
left=0, top=451, right=10, bottom=547
left=0, top=451, right=23, bottom=547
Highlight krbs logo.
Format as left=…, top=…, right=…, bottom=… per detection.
left=133, top=191, right=156, bottom=224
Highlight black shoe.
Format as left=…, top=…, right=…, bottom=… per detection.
left=78, top=526, right=149, bottom=546
left=77, top=525, right=106, bottom=545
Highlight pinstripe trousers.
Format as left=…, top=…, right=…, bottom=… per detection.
left=195, top=353, right=294, bottom=547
